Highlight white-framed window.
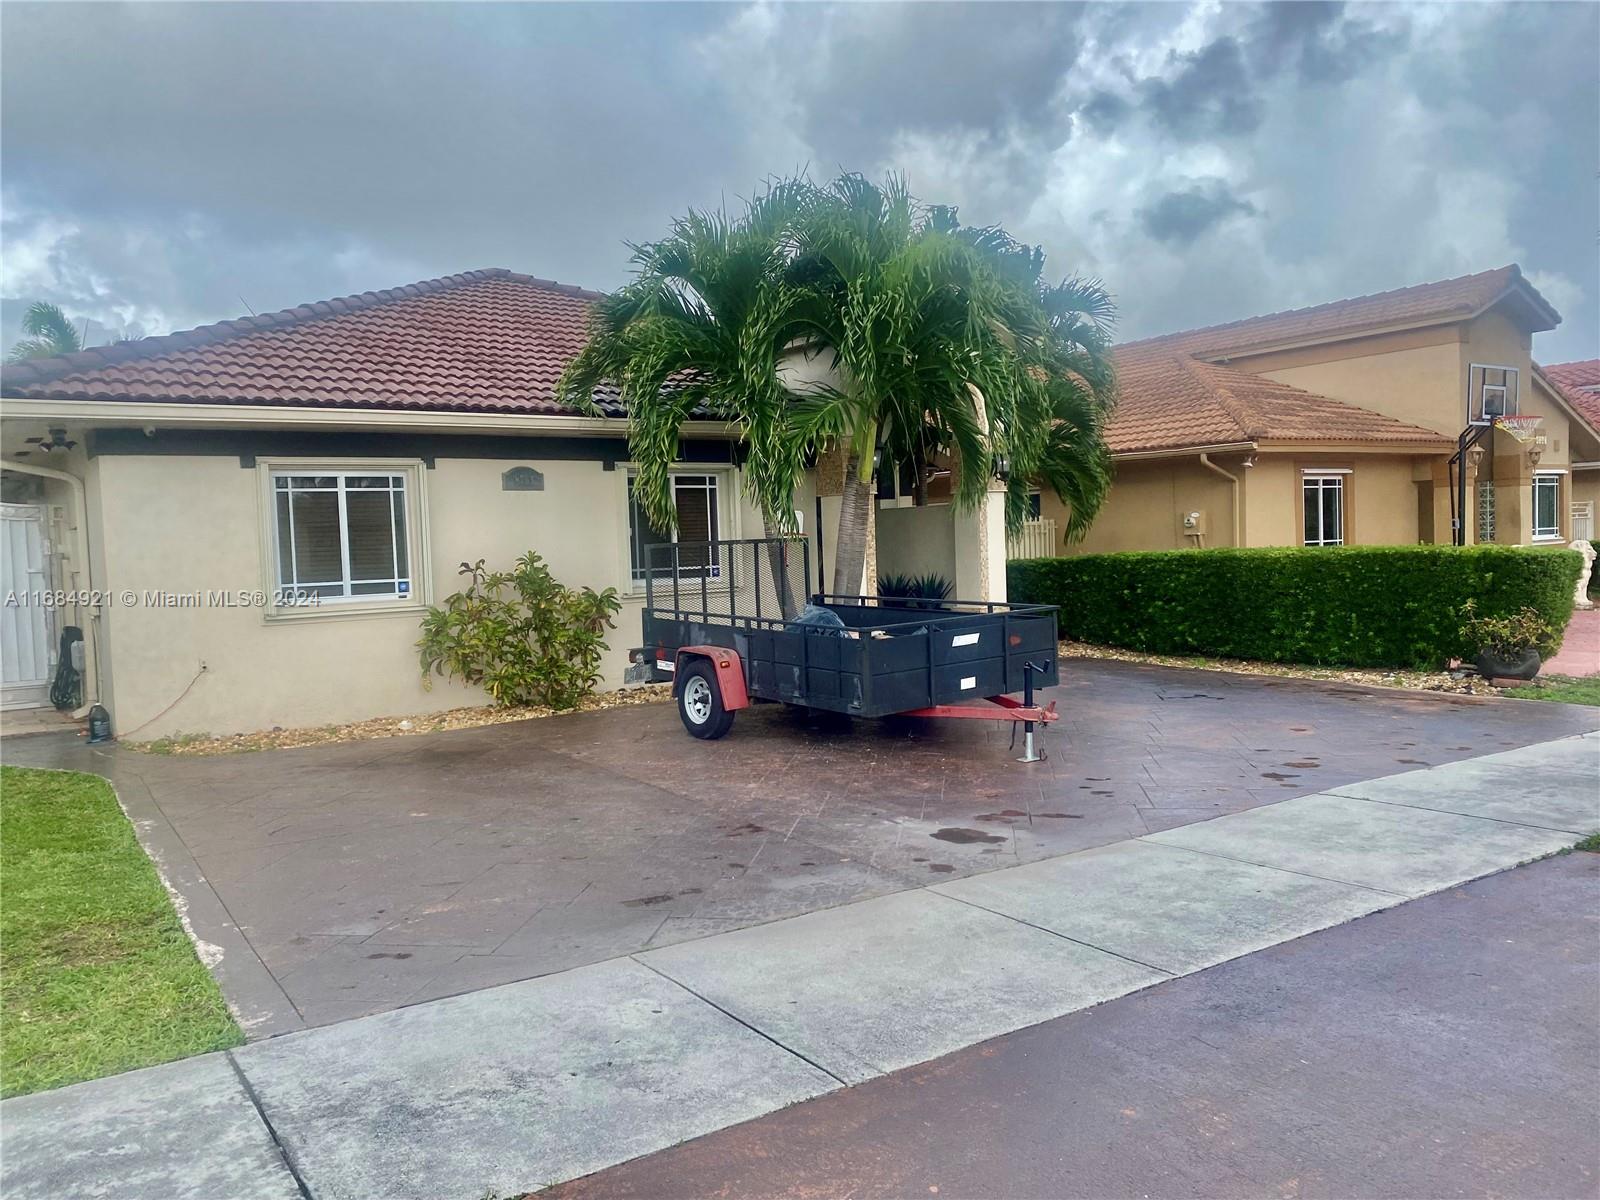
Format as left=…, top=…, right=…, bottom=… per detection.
left=628, top=470, right=725, bottom=584
left=1302, top=473, right=1345, bottom=546
left=1532, top=473, right=1562, bottom=541
left=268, top=468, right=419, bottom=606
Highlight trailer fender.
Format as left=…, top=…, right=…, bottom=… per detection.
left=674, top=646, right=750, bottom=711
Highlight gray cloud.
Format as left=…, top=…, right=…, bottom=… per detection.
left=2, top=1, right=1595, bottom=363
left=1138, top=181, right=1260, bottom=245
left=1141, top=37, right=1263, bottom=139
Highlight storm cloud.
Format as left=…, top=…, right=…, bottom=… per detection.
left=1139, top=180, right=1260, bottom=245
left=2, top=1, right=1595, bottom=362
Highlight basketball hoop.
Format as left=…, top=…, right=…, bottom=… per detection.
left=1494, top=415, right=1543, bottom=441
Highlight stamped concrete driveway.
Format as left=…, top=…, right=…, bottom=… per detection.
left=6, top=660, right=1595, bottom=1036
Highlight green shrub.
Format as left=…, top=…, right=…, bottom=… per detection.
left=879, top=572, right=954, bottom=606
left=419, top=553, right=622, bottom=709
left=1458, top=600, right=1553, bottom=658
left=1007, top=544, right=1582, bottom=669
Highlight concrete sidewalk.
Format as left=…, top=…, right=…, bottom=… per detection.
left=3, top=732, right=1595, bottom=1200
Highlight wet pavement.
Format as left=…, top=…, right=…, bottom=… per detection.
left=547, top=849, right=1600, bottom=1200
left=4, top=659, right=1595, bottom=1035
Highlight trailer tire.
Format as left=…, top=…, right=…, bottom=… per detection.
left=678, top=660, right=735, bottom=740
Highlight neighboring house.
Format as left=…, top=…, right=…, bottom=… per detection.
left=1032, top=265, right=1600, bottom=556
left=1541, top=359, right=1600, bottom=541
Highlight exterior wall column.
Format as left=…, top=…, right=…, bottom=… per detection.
left=1491, top=424, right=1542, bottom=546
left=952, top=479, right=1009, bottom=602
left=813, top=445, right=845, bottom=595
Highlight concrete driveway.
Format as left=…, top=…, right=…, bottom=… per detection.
left=6, top=660, right=1595, bottom=1036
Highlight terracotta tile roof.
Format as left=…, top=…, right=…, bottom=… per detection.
left=1101, top=265, right=1565, bottom=456
left=1107, top=344, right=1452, bottom=455
left=1, top=269, right=623, bottom=416
left=1119, top=264, right=1557, bottom=362
left=1539, top=359, right=1600, bottom=433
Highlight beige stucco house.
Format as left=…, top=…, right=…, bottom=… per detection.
left=0, top=269, right=1010, bottom=738
left=1029, top=265, right=1600, bottom=556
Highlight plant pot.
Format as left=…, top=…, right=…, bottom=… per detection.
left=1474, top=647, right=1541, bottom=682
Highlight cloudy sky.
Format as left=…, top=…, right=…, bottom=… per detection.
left=3, top=1, right=1596, bottom=362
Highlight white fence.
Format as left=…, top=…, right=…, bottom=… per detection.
left=1006, top=518, right=1057, bottom=560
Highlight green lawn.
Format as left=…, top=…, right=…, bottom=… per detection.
left=1, top=766, right=241, bottom=1097
left=1502, top=675, right=1600, bottom=707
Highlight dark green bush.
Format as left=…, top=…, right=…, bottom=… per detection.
left=418, top=553, right=622, bottom=708
left=1008, top=545, right=1582, bottom=669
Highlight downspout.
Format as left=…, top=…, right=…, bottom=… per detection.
left=4, top=459, right=100, bottom=716
left=1198, top=453, right=1243, bottom=548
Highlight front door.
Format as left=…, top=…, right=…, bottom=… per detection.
left=1, top=503, right=55, bottom=709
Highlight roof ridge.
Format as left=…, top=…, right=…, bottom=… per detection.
left=0, top=268, right=601, bottom=391
left=1181, top=356, right=1261, bottom=440
left=1116, top=264, right=1520, bottom=354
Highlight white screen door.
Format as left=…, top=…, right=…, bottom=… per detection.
left=1, top=504, right=55, bottom=708
left=1573, top=501, right=1594, bottom=543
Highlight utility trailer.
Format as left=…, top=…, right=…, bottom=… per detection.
left=626, top=537, right=1061, bottom=761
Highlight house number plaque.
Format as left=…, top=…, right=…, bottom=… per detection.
left=501, top=467, right=545, bottom=492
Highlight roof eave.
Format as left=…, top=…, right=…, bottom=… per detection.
left=0, top=396, right=737, bottom=439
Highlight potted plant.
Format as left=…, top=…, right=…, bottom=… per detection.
left=1458, top=600, right=1550, bottom=682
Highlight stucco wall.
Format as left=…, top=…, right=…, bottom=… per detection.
left=1252, top=326, right=1466, bottom=437
left=1243, top=454, right=1423, bottom=547
left=87, top=451, right=786, bottom=739
left=876, top=503, right=956, bottom=584
left=1049, top=456, right=1239, bottom=554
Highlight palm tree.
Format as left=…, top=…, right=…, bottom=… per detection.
left=559, top=172, right=1118, bottom=599
left=556, top=180, right=814, bottom=613
left=7, top=301, right=83, bottom=363
left=785, top=174, right=1118, bottom=593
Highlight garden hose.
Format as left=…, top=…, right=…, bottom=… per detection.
left=49, top=626, right=83, bottom=711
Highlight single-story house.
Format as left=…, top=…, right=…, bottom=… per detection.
left=1028, top=265, right=1600, bottom=556
left=0, top=269, right=1008, bottom=735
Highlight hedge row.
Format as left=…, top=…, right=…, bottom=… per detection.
left=1007, top=545, right=1583, bottom=669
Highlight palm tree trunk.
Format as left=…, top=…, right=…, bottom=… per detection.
left=761, top=513, right=800, bottom=619
left=831, top=450, right=875, bottom=596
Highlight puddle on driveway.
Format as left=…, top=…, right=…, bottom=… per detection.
left=930, top=828, right=1008, bottom=845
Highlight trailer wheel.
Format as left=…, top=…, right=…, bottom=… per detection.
left=678, top=660, right=735, bottom=740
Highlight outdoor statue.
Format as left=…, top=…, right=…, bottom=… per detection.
left=1571, top=539, right=1596, bottom=611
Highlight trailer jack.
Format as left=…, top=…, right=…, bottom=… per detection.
left=899, top=662, right=1057, bottom=764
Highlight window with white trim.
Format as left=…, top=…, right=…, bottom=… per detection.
left=272, top=471, right=412, bottom=601
left=1302, top=473, right=1345, bottom=546
left=628, top=471, right=723, bottom=583
left=1532, top=473, right=1562, bottom=541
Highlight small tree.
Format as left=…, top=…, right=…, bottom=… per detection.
left=7, top=301, right=83, bottom=362
left=418, top=553, right=622, bottom=709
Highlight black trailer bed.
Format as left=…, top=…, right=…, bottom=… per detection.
left=635, top=538, right=1058, bottom=719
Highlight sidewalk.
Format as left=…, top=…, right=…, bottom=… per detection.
left=3, top=732, right=1596, bottom=1200
left=1546, top=606, right=1600, bottom=677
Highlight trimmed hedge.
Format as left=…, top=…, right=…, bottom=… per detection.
left=1008, top=545, right=1582, bottom=669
